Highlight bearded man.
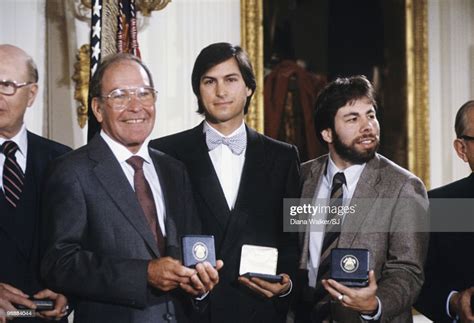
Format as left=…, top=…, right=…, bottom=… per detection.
left=293, top=75, right=429, bottom=323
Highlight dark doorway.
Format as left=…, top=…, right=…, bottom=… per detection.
left=264, top=0, right=408, bottom=167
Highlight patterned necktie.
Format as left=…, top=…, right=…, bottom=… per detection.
left=205, top=129, right=246, bottom=155
left=127, top=156, right=165, bottom=256
left=1, top=141, right=25, bottom=208
left=319, top=172, right=346, bottom=255
left=313, top=172, right=346, bottom=321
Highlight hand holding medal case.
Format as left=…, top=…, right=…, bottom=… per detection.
left=239, top=244, right=283, bottom=283
left=182, top=235, right=216, bottom=267
left=330, top=248, right=369, bottom=287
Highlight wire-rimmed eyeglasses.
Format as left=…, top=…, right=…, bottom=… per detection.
left=459, top=134, right=474, bottom=141
left=0, top=80, right=35, bottom=96
left=101, top=86, right=157, bottom=110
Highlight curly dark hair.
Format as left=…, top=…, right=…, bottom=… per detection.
left=313, top=75, right=377, bottom=146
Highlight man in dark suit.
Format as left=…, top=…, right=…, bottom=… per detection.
left=296, top=75, right=429, bottom=322
left=40, top=53, right=222, bottom=323
left=0, top=44, right=71, bottom=323
left=415, top=100, right=474, bottom=322
left=150, top=42, right=300, bottom=322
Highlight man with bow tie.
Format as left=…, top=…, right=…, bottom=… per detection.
left=150, top=42, right=300, bottom=322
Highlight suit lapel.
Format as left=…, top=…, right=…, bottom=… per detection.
left=0, top=132, right=40, bottom=260
left=299, top=156, right=327, bottom=268
left=21, top=133, right=41, bottom=259
left=339, top=155, right=381, bottom=247
left=88, top=135, right=159, bottom=257
left=185, top=124, right=231, bottom=230
left=218, top=127, right=265, bottom=255
left=233, top=126, right=265, bottom=211
left=149, top=149, right=180, bottom=258
left=301, top=157, right=326, bottom=199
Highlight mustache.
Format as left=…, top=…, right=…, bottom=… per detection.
left=354, top=134, right=379, bottom=143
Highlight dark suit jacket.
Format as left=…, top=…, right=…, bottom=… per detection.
left=0, top=131, right=70, bottom=323
left=40, top=134, right=200, bottom=323
left=297, top=154, right=429, bottom=323
left=150, top=122, right=300, bottom=323
left=414, top=173, right=474, bottom=322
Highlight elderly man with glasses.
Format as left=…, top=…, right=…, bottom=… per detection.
left=415, top=100, right=474, bottom=323
left=0, top=44, right=71, bottom=323
left=40, top=53, right=222, bottom=323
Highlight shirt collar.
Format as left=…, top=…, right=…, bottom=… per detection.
left=326, top=155, right=366, bottom=188
left=0, top=124, right=28, bottom=158
left=203, top=121, right=246, bottom=138
left=100, top=131, right=152, bottom=165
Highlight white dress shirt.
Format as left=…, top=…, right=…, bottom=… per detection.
left=203, top=121, right=246, bottom=210
left=101, top=131, right=166, bottom=236
left=307, top=155, right=381, bottom=320
left=308, top=156, right=365, bottom=286
left=0, top=124, right=28, bottom=192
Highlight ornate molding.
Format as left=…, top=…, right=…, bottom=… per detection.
left=406, top=0, right=430, bottom=187
left=241, top=0, right=264, bottom=133
left=72, top=44, right=90, bottom=129
left=134, top=0, right=171, bottom=16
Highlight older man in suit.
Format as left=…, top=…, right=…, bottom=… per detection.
left=40, top=53, right=222, bottom=323
left=0, top=44, right=71, bottom=323
left=151, top=42, right=300, bottom=322
left=295, top=75, right=429, bottom=322
left=415, top=100, right=474, bottom=322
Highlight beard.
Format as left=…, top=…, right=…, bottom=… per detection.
left=332, top=130, right=380, bottom=165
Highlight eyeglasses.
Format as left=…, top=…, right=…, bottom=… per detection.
left=0, top=80, right=35, bottom=96
left=101, top=86, right=157, bottom=110
left=460, top=135, right=474, bottom=141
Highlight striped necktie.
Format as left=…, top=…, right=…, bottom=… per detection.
left=1, top=141, right=25, bottom=208
left=319, top=172, right=346, bottom=255
left=313, top=171, right=346, bottom=321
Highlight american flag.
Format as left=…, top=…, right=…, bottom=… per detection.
left=87, top=0, right=141, bottom=141
left=117, top=0, right=141, bottom=57
left=87, top=0, right=102, bottom=141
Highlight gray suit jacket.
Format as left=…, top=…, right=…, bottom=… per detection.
left=298, top=153, right=429, bottom=323
left=40, top=135, right=199, bottom=323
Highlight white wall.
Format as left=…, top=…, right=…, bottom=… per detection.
left=1, top=0, right=240, bottom=148
left=46, top=0, right=90, bottom=148
left=140, top=0, right=240, bottom=139
left=0, top=0, right=46, bottom=137
left=428, top=0, right=474, bottom=189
